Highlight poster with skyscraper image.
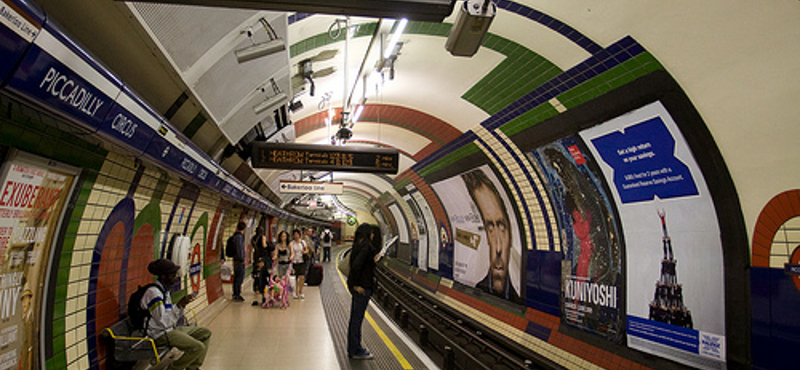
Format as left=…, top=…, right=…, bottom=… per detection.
left=580, top=101, right=726, bottom=370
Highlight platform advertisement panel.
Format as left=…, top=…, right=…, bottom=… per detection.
left=0, top=151, right=76, bottom=370
left=529, top=136, right=624, bottom=343
left=580, top=101, right=726, bottom=370
left=431, top=165, right=522, bottom=303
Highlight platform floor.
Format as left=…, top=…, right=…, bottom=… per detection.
left=199, top=247, right=438, bottom=370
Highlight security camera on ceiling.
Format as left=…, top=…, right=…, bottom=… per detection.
left=445, top=0, right=496, bottom=57
left=235, top=18, right=286, bottom=63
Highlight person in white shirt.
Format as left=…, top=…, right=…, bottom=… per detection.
left=141, top=259, right=211, bottom=370
left=321, top=228, right=333, bottom=262
left=290, top=229, right=310, bottom=299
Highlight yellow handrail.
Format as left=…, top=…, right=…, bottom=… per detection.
left=103, top=327, right=162, bottom=365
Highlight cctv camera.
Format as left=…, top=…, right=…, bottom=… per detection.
left=445, top=0, right=496, bottom=57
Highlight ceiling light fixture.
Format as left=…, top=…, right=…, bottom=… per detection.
left=351, top=104, right=365, bottom=123
left=253, top=79, right=287, bottom=115
left=235, top=18, right=286, bottom=63
left=383, top=18, right=408, bottom=59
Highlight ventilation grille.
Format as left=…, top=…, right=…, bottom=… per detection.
left=132, top=3, right=254, bottom=72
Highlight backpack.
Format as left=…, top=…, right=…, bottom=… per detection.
left=127, top=283, right=165, bottom=330
left=323, top=231, right=331, bottom=243
left=225, top=234, right=237, bottom=258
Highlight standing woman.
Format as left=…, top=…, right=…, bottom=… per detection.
left=347, top=223, right=381, bottom=360
left=290, top=229, right=310, bottom=299
left=273, top=231, right=293, bottom=289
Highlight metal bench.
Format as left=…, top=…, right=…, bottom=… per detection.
left=102, top=318, right=179, bottom=370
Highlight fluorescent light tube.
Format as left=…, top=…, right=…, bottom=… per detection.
left=384, top=18, right=408, bottom=59
left=352, top=104, right=364, bottom=123
left=235, top=38, right=286, bottom=63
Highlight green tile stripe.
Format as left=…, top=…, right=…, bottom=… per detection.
left=462, top=34, right=563, bottom=115
left=394, top=178, right=412, bottom=192
left=499, top=52, right=664, bottom=138
left=494, top=103, right=560, bottom=139
left=416, top=142, right=480, bottom=178
left=556, top=52, right=664, bottom=111
left=290, top=22, right=378, bottom=57
left=204, top=261, right=221, bottom=279
left=51, top=172, right=99, bottom=370
left=135, top=202, right=164, bottom=261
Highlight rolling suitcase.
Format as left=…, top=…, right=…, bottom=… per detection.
left=306, top=263, right=323, bottom=286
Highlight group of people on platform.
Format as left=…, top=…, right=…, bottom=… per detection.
left=224, top=223, right=335, bottom=306
left=132, top=221, right=372, bottom=370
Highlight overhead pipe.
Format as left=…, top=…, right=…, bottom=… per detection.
left=346, top=19, right=383, bottom=113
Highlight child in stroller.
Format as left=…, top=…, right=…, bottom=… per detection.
left=263, top=264, right=292, bottom=308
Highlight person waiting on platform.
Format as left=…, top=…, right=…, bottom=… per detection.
left=251, top=226, right=274, bottom=306
left=142, top=259, right=211, bottom=370
left=347, top=223, right=381, bottom=360
left=290, top=229, right=310, bottom=299
left=320, top=228, right=333, bottom=262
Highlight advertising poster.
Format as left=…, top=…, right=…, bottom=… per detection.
left=580, top=101, right=726, bottom=370
left=0, top=152, right=76, bottom=370
left=431, top=165, right=522, bottom=302
left=411, top=191, right=439, bottom=270
left=405, top=194, right=428, bottom=270
left=529, top=137, right=624, bottom=342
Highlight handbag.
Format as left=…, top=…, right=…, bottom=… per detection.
left=337, top=249, right=351, bottom=276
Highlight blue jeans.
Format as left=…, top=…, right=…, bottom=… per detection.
left=347, top=288, right=372, bottom=356
left=233, top=261, right=245, bottom=297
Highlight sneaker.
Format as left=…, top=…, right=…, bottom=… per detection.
left=232, top=296, right=245, bottom=302
left=350, top=350, right=373, bottom=360
left=252, top=301, right=259, bottom=306
left=300, top=294, right=305, bottom=299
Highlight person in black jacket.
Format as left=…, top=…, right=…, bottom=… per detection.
left=346, top=223, right=381, bottom=360
left=252, top=226, right=274, bottom=306
left=231, top=221, right=247, bottom=302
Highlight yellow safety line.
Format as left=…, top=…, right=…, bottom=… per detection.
left=336, top=248, right=413, bottom=369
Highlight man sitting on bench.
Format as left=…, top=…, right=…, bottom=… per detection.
left=142, top=259, right=212, bottom=370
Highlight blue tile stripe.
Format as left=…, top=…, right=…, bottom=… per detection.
left=481, top=36, right=644, bottom=132
left=495, top=0, right=602, bottom=54
left=288, top=13, right=314, bottom=25
left=525, top=320, right=553, bottom=341
left=412, top=131, right=478, bottom=173
left=474, top=135, right=537, bottom=251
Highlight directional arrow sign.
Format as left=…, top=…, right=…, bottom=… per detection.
left=279, top=181, right=343, bottom=194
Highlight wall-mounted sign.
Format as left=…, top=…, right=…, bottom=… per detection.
left=279, top=181, right=343, bottom=194
left=252, top=143, right=399, bottom=174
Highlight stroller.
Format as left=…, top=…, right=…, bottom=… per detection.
left=263, top=265, right=292, bottom=309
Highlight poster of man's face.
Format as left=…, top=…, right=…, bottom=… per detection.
left=431, top=165, right=522, bottom=302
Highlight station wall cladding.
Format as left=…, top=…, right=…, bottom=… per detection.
left=384, top=37, right=749, bottom=370
left=0, top=101, right=272, bottom=370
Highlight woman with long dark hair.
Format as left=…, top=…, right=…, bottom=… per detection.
left=347, top=223, right=381, bottom=360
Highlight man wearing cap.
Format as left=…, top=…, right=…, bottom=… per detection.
left=142, top=259, right=211, bottom=370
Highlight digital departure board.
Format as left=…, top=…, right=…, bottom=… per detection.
left=251, top=143, right=399, bottom=174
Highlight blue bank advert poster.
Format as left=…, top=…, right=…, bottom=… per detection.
left=580, top=101, right=726, bottom=370
left=529, top=137, right=624, bottom=343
